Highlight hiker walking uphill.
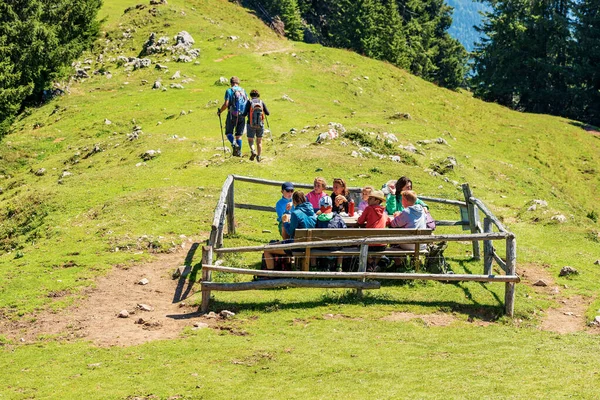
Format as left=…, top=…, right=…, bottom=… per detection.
left=217, top=76, right=247, bottom=157
left=242, top=89, right=270, bottom=162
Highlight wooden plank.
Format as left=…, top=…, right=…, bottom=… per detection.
left=226, top=178, right=235, bottom=235
left=419, top=196, right=467, bottom=207
left=483, top=217, right=493, bottom=274
left=505, top=235, right=517, bottom=317
left=469, top=196, right=508, bottom=233
left=291, top=248, right=427, bottom=257
left=294, top=228, right=433, bottom=242
left=436, top=220, right=470, bottom=226
left=200, top=246, right=213, bottom=313
left=212, top=175, right=233, bottom=228
left=235, top=203, right=276, bottom=212
left=303, top=230, right=313, bottom=271
left=202, top=279, right=381, bottom=291
left=214, top=232, right=510, bottom=254
left=462, top=184, right=481, bottom=260
left=201, top=264, right=521, bottom=282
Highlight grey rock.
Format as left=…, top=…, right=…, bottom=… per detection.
left=390, top=112, right=411, bottom=120
left=172, top=265, right=190, bottom=279
left=205, top=311, right=218, bottom=319
left=220, top=310, right=235, bottom=318
left=559, top=266, right=578, bottom=277
left=193, top=322, right=209, bottom=329
left=215, top=77, right=228, bottom=86
left=171, top=70, right=181, bottom=80
left=141, top=149, right=161, bottom=160
left=174, top=31, right=195, bottom=48
left=61, top=170, right=72, bottom=178
left=152, top=80, right=162, bottom=89
left=137, top=303, right=154, bottom=311
left=551, top=214, right=567, bottom=223
left=155, top=63, right=169, bottom=70
left=533, top=199, right=548, bottom=207
left=593, top=260, right=600, bottom=266
left=170, top=83, right=184, bottom=89
left=118, top=310, right=129, bottom=318
left=34, top=168, right=46, bottom=176
left=104, top=118, right=112, bottom=125
left=527, top=204, right=537, bottom=212
left=138, top=278, right=149, bottom=285
left=533, top=279, right=548, bottom=287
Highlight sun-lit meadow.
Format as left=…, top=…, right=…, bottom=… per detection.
left=1, top=0, right=600, bottom=398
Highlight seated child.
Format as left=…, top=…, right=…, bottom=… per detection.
left=389, top=176, right=428, bottom=215
left=275, top=181, right=294, bottom=238
left=316, top=196, right=347, bottom=229
left=357, top=190, right=388, bottom=269
left=331, top=177, right=349, bottom=214
left=306, top=177, right=327, bottom=212
left=357, top=185, right=374, bottom=215
left=357, top=189, right=387, bottom=229
left=381, top=179, right=397, bottom=215
left=389, top=190, right=427, bottom=250
left=315, top=195, right=346, bottom=271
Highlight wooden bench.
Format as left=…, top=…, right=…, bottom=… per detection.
left=292, top=228, right=433, bottom=271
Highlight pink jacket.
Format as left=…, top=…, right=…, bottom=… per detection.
left=306, top=191, right=326, bottom=211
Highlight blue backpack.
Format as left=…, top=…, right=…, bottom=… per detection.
left=229, top=86, right=247, bottom=117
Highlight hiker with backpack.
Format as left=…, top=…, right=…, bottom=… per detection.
left=242, top=89, right=270, bottom=162
left=217, top=76, right=247, bottom=157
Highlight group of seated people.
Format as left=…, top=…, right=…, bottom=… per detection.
left=264, top=176, right=434, bottom=270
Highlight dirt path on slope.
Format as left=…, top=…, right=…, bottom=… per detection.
left=1, top=255, right=598, bottom=347
left=0, top=243, right=224, bottom=347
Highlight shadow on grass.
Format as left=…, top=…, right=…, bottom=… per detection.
left=172, top=242, right=201, bottom=303
left=207, top=289, right=504, bottom=322
left=456, top=258, right=503, bottom=307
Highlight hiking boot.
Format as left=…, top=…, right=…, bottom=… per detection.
left=256, top=155, right=262, bottom=162
left=232, top=145, right=241, bottom=157
left=249, top=151, right=257, bottom=161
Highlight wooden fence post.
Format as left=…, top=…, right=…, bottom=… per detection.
left=226, top=178, right=235, bottom=235
left=504, top=235, right=517, bottom=317
left=483, top=217, right=493, bottom=275
left=356, top=244, right=369, bottom=297
left=201, top=246, right=214, bottom=314
left=462, top=183, right=480, bottom=260
left=217, top=203, right=227, bottom=249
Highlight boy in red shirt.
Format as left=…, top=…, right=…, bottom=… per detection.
left=357, top=190, right=388, bottom=270
left=357, top=189, right=387, bottom=228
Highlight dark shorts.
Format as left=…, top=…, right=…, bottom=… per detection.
left=225, top=114, right=245, bottom=137
left=246, top=124, right=264, bottom=139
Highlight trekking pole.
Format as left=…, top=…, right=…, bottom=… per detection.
left=217, top=108, right=227, bottom=158
left=265, top=114, right=276, bottom=155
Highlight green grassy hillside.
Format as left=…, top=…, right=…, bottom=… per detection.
left=1, top=0, right=600, bottom=398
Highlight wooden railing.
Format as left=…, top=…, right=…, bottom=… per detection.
left=204, top=175, right=519, bottom=316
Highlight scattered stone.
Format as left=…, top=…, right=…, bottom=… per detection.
left=551, top=214, right=567, bottom=223
left=150, top=0, right=168, bottom=5
left=170, top=83, right=184, bottom=89
left=262, top=229, right=271, bottom=233
left=563, top=311, right=574, bottom=316
left=215, top=77, right=228, bottom=86
left=527, top=204, right=537, bottom=212
left=155, top=63, right=169, bottom=70
left=34, top=168, right=46, bottom=176
left=138, top=278, right=150, bottom=285
left=171, top=70, right=181, bottom=80
left=550, top=287, right=560, bottom=294
left=75, top=69, right=90, bottom=79
left=153, top=80, right=162, bottom=89
left=61, top=170, right=73, bottom=178
left=593, top=260, right=600, bottom=266
left=431, top=156, right=458, bottom=175
left=172, top=265, right=190, bottom=279
left=559, top=266, right=578, bottom=277
left=104, top=118, right=112, bottom=125
left=594, top=316, right=600, bottom=325
left=205, top=311, right=218, bottom=319
left=141, top=149, right=161, bottom=160
left=193, top=322, right=209, bottom=329
left=118, top=310, right=129, bottom=318
left=220, top=310, right=236, bottom=319
left=137, top=303, right=154, bottom=311
left=532, top=199, right=548, bottom=207
left=533, top=279, right=548, bottom=287
left=399, top=144, right=418, bottom=154
left=87, top=363, right=101, bottom=368
left=280, top=94, right=294, bottom=102
left=390, top=112, right=411, bottom=120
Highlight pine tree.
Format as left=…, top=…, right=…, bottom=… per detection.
left=573, top=0, right=600, bottom=125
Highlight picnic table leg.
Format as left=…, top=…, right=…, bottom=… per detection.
left=303, top=248, right=311, bottom=271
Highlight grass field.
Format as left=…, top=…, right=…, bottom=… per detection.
left=1, top=0, right=600, bottom=398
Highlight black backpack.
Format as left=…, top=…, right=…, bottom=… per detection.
left=424, top=241, right=452, bottom=274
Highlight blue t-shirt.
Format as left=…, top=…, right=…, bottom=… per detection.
left=275, top=196, right=292, bottom=222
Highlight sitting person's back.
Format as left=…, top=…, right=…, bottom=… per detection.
left=283, top=191, right=317, bottom=239
left=390, top=190, right=427, bottom=250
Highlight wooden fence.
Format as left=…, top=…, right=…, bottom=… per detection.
left=203, top=175, right=519, bottom=316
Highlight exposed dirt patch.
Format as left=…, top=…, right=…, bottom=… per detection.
left=583, top=125, right=600, bottom=136
left=382, top=312, right=457, bottom=327
left=0, top=245, right=231, bottom=347
left=519, top=263, right=598, bottom=334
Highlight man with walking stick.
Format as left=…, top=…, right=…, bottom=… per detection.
left=217, top=76, right=247, bottom=157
